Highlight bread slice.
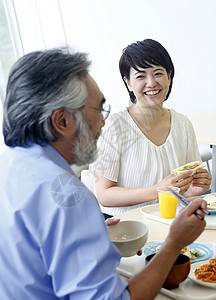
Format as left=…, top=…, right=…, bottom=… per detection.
left=172, top=161, right=206, bottom=176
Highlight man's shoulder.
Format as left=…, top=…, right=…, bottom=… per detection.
left=0, top=143, right=73, bottom=183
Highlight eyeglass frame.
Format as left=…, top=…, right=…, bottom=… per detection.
left=88, top=103, right=111, bottom=120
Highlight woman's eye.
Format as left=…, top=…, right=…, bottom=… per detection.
left=136, top=75, right=145, bottom=79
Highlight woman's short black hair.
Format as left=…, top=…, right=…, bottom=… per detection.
left=119, top=39, right=175, bottom=103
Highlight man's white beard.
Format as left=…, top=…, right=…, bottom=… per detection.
left=72, top=123, right=101, bottom=166
left=73, top=136, right=98, bottom=166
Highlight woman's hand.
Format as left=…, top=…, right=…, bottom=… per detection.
left=185, top=169, right=212, bottom=196
left=158, top=170, right=193, bottom=194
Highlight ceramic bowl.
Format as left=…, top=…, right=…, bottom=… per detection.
left=108, top=220, right=148, bottom=257
left=145, top=253, right=191, bottom=289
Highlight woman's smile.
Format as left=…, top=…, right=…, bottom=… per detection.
left=144, top=89, right=161, bottom=96
left=126, top=65, right=171, bottom=105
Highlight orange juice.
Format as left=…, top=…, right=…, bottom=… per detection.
left=157, top=187, right=180, bottom=219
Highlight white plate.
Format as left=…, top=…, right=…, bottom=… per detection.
left=140, top=204, right=216, bottom=229
left=161, top=279, right=216, bottom=300
left=188, top=260, right=216, bottom=289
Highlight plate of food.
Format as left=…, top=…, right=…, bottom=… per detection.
left=143, top=242, right=213, bottom=263
left=188, top=258, right=216, bottom=288
left=179, top=193, right=216, bottom=215
left=202, top=194, right=216, bottom=214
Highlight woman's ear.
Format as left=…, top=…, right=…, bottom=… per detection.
left=124, top=76, right=132, bottom=92
left=51, top=108, right=76, bottom=137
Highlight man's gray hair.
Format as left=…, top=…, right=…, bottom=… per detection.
left=3, top=48, right=91, bottom=146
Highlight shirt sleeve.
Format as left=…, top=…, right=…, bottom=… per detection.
left=34, top=178, right=130, bottom=300
left=92, top=114, right=121, bottom=182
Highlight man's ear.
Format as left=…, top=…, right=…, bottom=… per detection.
left=51, top=108, right=76, bottom=137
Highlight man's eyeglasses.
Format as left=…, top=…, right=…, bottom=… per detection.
left=89, top=103, right=111, bottom=120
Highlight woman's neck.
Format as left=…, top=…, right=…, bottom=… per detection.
left=127, top=104, right=171, bottom=146
left=128, top=104, right=167, bottom=129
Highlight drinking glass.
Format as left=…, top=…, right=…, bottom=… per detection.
left=157, top=186, right=180, bottom=219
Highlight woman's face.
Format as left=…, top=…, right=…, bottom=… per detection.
left=125, top=65, right=171, bottom=108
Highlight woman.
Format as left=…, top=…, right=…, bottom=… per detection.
left=91, top=39, right=211, bottom=217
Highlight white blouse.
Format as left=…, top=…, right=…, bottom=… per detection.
left=91, top=109, right=201, bottom=216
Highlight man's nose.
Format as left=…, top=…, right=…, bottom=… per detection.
left=101, top=118, right=105, bottom=127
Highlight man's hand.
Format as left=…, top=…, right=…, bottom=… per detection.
left=105, top=218, right=120, bottom=226
left=166, top=197, right=206, bottom=252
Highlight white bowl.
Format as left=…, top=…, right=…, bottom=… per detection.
left=108, top=220, right=148, bottom=257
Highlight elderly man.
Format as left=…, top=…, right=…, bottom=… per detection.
left=0, top=48, right=207, bottom=299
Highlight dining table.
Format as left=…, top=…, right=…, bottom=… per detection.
left=115, top=204, right=216, bottom=300
left=185, top=111, right=216, bottom=193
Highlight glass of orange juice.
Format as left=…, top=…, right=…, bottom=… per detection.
left=157, top=186, right=180, bottom=219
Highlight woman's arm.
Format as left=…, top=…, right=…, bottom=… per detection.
left=95, top=170, right=193, bottom=207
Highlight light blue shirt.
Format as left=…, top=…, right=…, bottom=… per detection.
left=0, top=143, right=130, bottom=299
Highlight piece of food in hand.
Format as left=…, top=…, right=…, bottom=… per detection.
left=203, top=194, right=216, bottom=210
left=172, top=161, right=206, bottom=176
